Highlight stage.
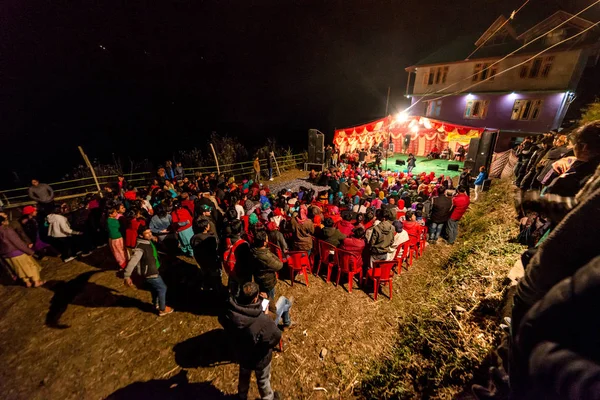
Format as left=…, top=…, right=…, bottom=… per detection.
left=381, top=154, right=464, bottom=178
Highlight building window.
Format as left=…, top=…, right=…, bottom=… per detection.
left=423, top=66, right=449, bottom=86
left=519, top=56, right=554, bottom=79
left=472, top=63, right=497, bottom=82
left=426, top=100, right=442, bottom=117
left=511, top=99, right=543, bottom=121
left=464, top=99, right=489, bottom=119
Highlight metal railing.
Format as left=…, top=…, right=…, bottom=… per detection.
left=1, top=153, right=307, bottom=210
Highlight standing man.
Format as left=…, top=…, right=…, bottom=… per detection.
left=428, top=187, right=453, bottom=244
left=325, top=145, right=333, bottom=168
left=403, top=134, right=411, bottom=154
left=28, top=179, right=55, bottom=216
left=221, top=281, right=282, bottom=400
left=459, top=167, right=472, bottom=196
left=253, top=157, right=261, bottom=183
left=267, top=152, right=274, bottom=181
left=123, top=227, right=174, bottom=316
left=445, top=186, right=470, bottom=245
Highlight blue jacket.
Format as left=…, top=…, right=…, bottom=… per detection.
left=474, top=172, right=487, bottom=186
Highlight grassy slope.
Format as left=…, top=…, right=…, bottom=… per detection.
left=359, top=179, right=523, bottom=399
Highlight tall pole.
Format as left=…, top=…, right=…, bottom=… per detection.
left=385, top=86, right=391, bottom=116
left=385, top=86, right=391, bottom=172
left=78, top=146, right=103, bottom=197
left=209, top=143, right=220, bottom=175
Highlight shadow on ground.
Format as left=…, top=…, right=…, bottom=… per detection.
left=44, top=270, right=156, bottom=329
left=106, top=370, right=236, bottom=400
left=173, top=328, right=235, bottom=368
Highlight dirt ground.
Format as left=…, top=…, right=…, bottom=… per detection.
left=0, top=169, right=474, bottom=400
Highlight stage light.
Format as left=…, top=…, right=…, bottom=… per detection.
left=509, top=92, right=517, bottom=99
left=411, top=125, right=419, bottom=133
left=466, top=93, right=474, bottom=100
left=396, top=112, right=409, bottom=123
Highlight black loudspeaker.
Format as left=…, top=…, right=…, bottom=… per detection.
left=465, top=138, right=479, bottom=164
left=308, top=129, right=325, bottom=164
left=447, top=164, right=460, bottom=171
left=474, top=131, right=498, bottom=175
left=395, top=160, right=406, bottom=166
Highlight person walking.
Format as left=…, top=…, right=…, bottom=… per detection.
left=107, top=207, right=128, bottom=268
left=253, top=157, right=261, bottom=183
left=171, top=201, right=194, bottom=257
left=220, top=281, right=282, bottom=400
left=407, top=154, right=416, bottom=174
left=0, top=214, right=45, bottom=287
left=123, top=227, right=173, bottom=316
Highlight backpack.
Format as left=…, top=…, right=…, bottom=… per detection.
left=223, top=238, right=247, bottom=277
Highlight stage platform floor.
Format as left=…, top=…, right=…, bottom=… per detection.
left=382, top=154, right=464, bottom=178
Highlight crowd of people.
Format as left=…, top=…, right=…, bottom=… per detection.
left=0, top=146, right=486, bottom=399
left=468, top=120, right=600, bottom=399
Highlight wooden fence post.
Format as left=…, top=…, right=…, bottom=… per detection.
left=210, top=143, right=220, bottom=175
left=78, top=146, right=103, bottom=197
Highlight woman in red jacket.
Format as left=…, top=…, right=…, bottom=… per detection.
left=125, top=208, right=146, bottom=248
left=171, top=201, right=194, bottom=257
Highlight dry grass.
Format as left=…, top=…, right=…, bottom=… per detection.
left=357, top=179, right=523, bottom=399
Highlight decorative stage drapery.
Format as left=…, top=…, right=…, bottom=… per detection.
left=333, top=115, right=488, bottom=157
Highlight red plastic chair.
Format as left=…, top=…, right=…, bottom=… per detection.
left=317, top=240, right=338, bottom=283
left=336, top=248, right=363, bottom=292
left=407, top=232, right=421, bottom=267
left=309, top=236, right=319, bottom=273
left=419, top=226, right=428, bottom=256
left=267, top=243, right=283, bottom=280
left=286, top=251, right=310, bottom=286
left=268, top=243, right=284, bottom=262
left=364, top=260, right=397, bottom=301
left=394, top=241, right=409, bottom=272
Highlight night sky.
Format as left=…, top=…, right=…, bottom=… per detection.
left=1, top=0, right=597, bottom=184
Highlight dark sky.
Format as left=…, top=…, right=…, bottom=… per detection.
left=1, top=0, right=597, bottom=184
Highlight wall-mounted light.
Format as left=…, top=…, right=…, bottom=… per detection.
left=466, top=93, right=474, bottom=100
left=509, top=92, right=517, bottom=99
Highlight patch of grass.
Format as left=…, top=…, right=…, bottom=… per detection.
left=358, top=180, right=524, bottom=399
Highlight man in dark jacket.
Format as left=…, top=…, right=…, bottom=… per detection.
left=459, top=168, right=472, bottom=195
left=318, top=217, right=346, bottom=248
left=250, top=230, right=283, bottom=299
left=428, top=187, right=453, bottom=244
left=221, top=220, right=252, bottom=295
left=368, top=208, right=395, bottom=263
left=513, top=255, right=600, bottom=400
left=221, top=282, right=282, bottom=400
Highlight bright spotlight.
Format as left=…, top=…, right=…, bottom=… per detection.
left=411, top=125, right=419, bottom=133
left=509, top=92, right=517, bottom=99
left=466, top=93, right=474, bottom=100
left=396, top=112, right=409, bottom=123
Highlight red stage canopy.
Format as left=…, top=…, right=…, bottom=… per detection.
left=334, top=115, right=489, bottom=157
